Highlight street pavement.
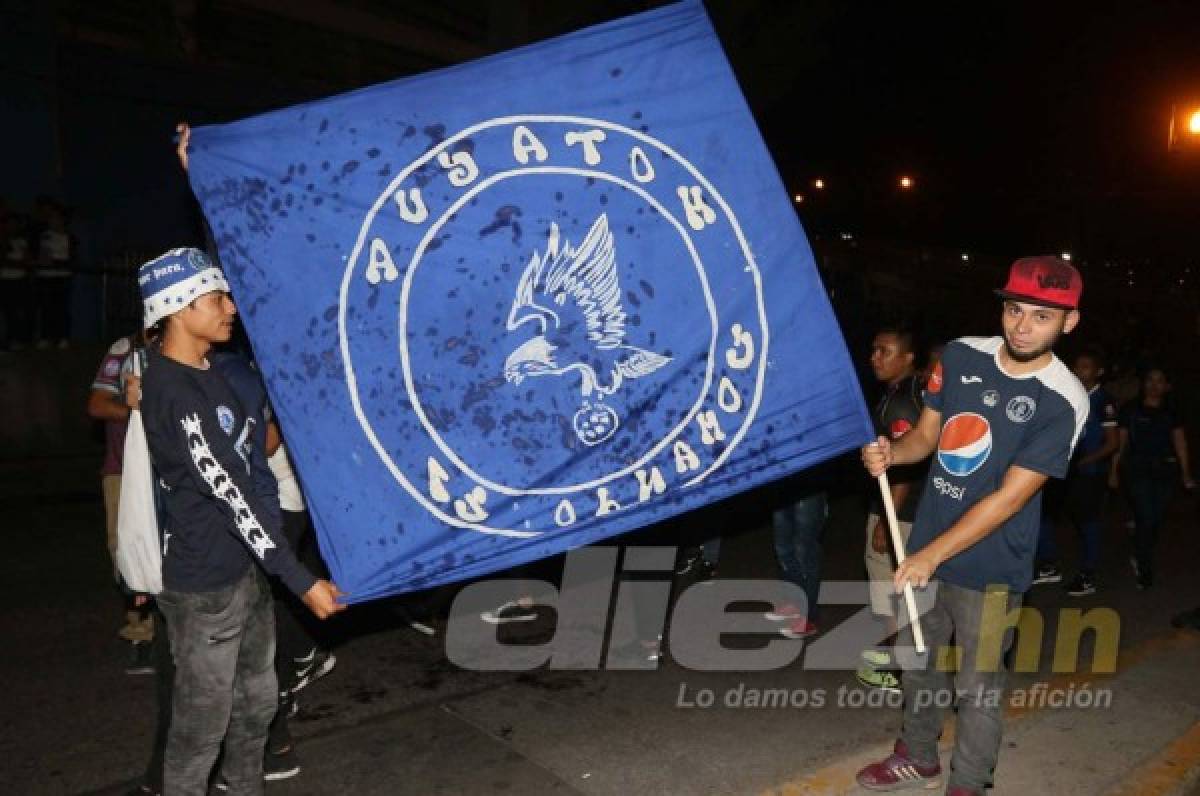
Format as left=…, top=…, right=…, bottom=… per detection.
left=2, top=455, right=1199, bottom=796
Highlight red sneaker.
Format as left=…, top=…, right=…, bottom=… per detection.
left=779, top=617, right=818, bottom=639
left=763, top=603, right=804, bottom=621
left=856, top=740, right=942, bottom=791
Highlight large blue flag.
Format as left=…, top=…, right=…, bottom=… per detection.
left=186, top=0, right=873, bottom=602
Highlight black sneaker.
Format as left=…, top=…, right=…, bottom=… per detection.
left=290, top=648, right=336, bottom=695
left=125, top=641, right=154, bottom=676
left=1065, top=572, right=1097, bottom=597
left=480, top=600, right=538, bottom=624
left=278, top=689, right=300, bottom=719
left=674, top=550, right=705, bottom=576
left=1032, top=563, right=1062, bottom=585
left=1171, top=607, right=1200, bottom=631
left=264, top=746, right=301, bottom=781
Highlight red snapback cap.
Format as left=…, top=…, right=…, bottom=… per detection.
left=995, top=256, right=1082, bottom=310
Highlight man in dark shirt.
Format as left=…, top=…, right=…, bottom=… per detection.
left=1033, top=347, right=1119, bottom=595
left=857, top=257, right=1088, bottom=795
left=859, top=326, right=925, bottom=692
left=1112, top=366, right=1195, bottom=589
left=138, top=247, right=344, bottom=795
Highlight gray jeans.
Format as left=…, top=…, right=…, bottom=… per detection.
left=158, top=567, right=277, bottom=796
left=900, top=581, right=1021, bottom=791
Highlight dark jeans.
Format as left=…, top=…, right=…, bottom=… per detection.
left=1128, top=471, right=1174, bottom=577
left=770, top=491, right=828, bottom=621
left=900, top=582, right=1021, bottom=791
left=1070, top=473, right=1107, bottom=572
left=157, top=567, right=277, bottom=796
left=1037, top=472, right=1107, bottom=572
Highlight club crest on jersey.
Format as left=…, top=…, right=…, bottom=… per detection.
left=216, top=405, right=235, bottom=435
left=1006, top=395, right=1036, bottom=423
left=982, top=389, right=999, bottom=408
left=937, top=412, right=992, bottom=477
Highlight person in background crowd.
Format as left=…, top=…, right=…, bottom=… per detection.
left=265, top=435, right=339, bottom=705
left=1032, top=347, right=1118, bottom=596
left=1, top=205, right=33, bottom=350
left=858, top=325, right=925, bottom=693
left=33, top=197, right=73, bottom=348
left=920, top=341, right=945, bottom=391
left=1111, top=366, right=1195, bottom=590
left=762, top=472, right=829, bottom=640
left=87, top=330, right=156, bottom=674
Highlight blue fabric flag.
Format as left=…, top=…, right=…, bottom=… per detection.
left=186, top=0, right=873, bottom=601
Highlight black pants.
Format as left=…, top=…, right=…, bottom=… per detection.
left=267, top=510, right=325, bottom=753
left=1128, top=468, right=1175, bottom=576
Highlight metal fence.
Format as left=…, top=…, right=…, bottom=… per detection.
left=94, top=251, right=151, bottom=342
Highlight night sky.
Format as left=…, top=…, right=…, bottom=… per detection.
left=706, top=1, right=1200, bottom=261
left=4, top=1, right=1199, bottom=270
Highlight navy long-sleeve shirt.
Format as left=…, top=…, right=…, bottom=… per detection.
left=211, top=350, right=280, bottom=529
left=142, top=348, right=315, bottom=597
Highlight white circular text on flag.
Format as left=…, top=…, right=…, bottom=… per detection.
left=339, top=116, right=767, bottom=536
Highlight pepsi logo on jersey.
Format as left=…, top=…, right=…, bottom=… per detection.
left=937, top=412, right=992, bottom=477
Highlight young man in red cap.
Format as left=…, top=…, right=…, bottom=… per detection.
left=857, top=257, right=1089, bottom=795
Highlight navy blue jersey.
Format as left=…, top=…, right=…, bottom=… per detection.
left=1074, top=386, right=1117, bottom=476
left=908, top=337, right=1088, bottom=592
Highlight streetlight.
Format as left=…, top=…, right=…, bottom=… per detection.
left=813, top=178, right=826, bottom=190
left=793, top=193, right=805, bottom=204
left=1060, top=251, right=1072, bottom=262
left=1168, top=104, right=1200, bottom=151
left=898, top=175, right=914, bottom=190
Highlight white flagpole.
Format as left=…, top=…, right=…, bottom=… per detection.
left=876, top=471, right=926, bottom=654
